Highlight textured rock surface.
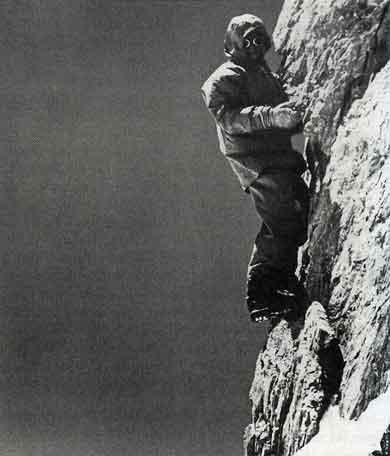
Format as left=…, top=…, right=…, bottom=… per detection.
left=325, top=65, right=390, bottom=420
left=245, top=0, right=390, bottom=454
left=244, top=303, right=343, bottom=456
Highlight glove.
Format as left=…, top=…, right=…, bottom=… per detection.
left=270, top=102, right=303, bottom=130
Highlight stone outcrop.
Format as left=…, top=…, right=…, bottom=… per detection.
left=245, top=303, right=343, bottom=456
left=244, top=1, right=390, bottom=455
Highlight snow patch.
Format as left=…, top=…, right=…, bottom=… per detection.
left=295, top=388, right=390, bottom=456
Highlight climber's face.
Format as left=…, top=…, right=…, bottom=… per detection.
left=241, top=27, right=268, bottom=61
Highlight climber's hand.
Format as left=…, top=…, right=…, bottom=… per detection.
left=271, top=104, right=303, bottom=130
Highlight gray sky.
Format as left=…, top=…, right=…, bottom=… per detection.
left=1, top=1, right=284, bottom=455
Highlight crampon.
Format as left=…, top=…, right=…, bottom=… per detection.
left=250, top=288, right=299, bottom=323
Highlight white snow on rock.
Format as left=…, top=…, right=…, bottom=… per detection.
left=295, top=388, right=390, bottom=456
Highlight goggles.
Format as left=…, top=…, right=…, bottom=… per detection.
left=243, top=35, right=262, bottom=49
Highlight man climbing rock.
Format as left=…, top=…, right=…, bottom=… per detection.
left=201, top=14, right=309, bottom=322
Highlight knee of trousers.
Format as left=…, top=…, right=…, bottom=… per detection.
left=249, top=241, right=299, bottom=274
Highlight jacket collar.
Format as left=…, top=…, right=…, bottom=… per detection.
left=229, top=55, right=269, bottom=72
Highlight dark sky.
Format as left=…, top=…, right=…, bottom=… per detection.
left=1, top=1, right=284, bottom=455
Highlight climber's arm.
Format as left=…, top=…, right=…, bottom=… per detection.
left=201, top=69, right=302, bottom=135
left=208, top=103, right=274, bottom=134
left=201, top=68, right=272, bottom=134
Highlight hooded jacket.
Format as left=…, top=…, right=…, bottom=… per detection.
left=201, top=14, right=306, bottom=191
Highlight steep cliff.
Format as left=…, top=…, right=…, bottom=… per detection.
left=244, top=1, right=390, bottom=455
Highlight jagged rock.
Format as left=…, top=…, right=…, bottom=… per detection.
left=274, top=0, right=390, bottom=152
left=380, top=426, right=390, bottom=456
left=324, top=64, right=390, bottom=420
left=244, top=303, right=343, bottom=456
left=273, top=0, right=390, bottom=421
left=245, top=0, right=390, bottom=453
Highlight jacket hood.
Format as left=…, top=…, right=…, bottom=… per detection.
left=224, top=14, right=271, bottom=65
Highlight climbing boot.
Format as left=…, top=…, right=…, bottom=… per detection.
left=250, top=293, right=297, bottom=323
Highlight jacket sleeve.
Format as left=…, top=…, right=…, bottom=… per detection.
left=201, top=66, right=273, bottom=135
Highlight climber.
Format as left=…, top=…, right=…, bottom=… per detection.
left=201, top=13, right=309, bottom=322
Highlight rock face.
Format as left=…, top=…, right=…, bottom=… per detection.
left=245, top=303, right=343, bottom=456
left=244, top=1, right=390, bottom=455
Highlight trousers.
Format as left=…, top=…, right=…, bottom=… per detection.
left=246, top=171, right=309, bottom=315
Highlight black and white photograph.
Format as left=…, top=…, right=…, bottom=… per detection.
left=1, top=1, right=390, bottom=455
